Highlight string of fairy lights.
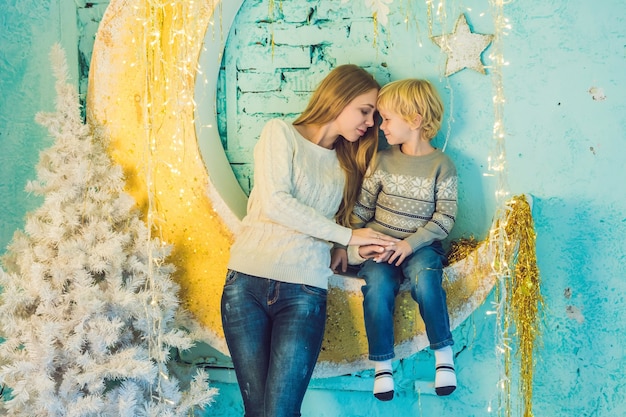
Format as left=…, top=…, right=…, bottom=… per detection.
left=136, top=1, right=170, bottom=404
left=484, top=2, right=542, bottom=417
left=484, top=0, right=515, bottom=414
left=123, top=0, right=540, bottom=415
left=131, top=0, right=214, bottom=406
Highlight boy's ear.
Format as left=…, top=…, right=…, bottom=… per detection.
left=410, top=114, right=423, bottom=130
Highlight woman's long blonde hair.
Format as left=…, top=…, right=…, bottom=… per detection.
left=293, top=64, right=380, bottom=227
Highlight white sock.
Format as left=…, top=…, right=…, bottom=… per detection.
left=373, top=360, right=394, bottom=401
left=434, top=346, right=456, bottom=396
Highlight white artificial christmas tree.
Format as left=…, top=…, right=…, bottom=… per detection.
left=0, top=44, right=217, bottom=417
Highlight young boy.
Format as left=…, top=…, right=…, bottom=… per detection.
left=332, top=78, right=458, bottom=400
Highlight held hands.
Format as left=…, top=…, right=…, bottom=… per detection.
left=358, top=240, right=413, bottom=266
left=332, top=229, right=398, bottom=274
left=331, top=243, right=392, bottom=273
left=343, top=229, right=411, bottom=269
left=358, top=244, right=390, bottom=263
left=349, top=228, right=398, bottom=247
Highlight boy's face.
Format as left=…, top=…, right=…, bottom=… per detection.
left=379, top=109, right=417, bottom=146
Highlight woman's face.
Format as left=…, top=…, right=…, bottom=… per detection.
left=334, top=88, right=378, bottom=142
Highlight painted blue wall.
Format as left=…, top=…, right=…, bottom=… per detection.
left=1, top=1, right=625, bottom=416
left=1, top=0, right=58, bottom=245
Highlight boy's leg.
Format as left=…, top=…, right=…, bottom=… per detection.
left=403, top=243, right=456, bottom=396
left=373, top=359, right=394, bottom=401
left=434, top=346, right=457, bottom=396
left=358, top=260, right=402, bottom=400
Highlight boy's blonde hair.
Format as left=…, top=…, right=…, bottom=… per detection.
left=294, top=64, right=380, bottom=227
left=377, top=79, right=444, bottom=141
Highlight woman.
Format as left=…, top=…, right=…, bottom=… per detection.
left=220, top=64, right=397, bottom=417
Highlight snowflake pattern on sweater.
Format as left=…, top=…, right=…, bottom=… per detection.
left=352, top=145, right=457, bottom=252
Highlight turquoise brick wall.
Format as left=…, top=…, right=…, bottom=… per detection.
left=217, top=0, right=391, bottom=195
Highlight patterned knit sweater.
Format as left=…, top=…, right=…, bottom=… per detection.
left=351, top=145, right=457, bottom=257
left=227, top=119, right=353, bottom=289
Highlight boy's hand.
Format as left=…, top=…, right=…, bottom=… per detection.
left=331, top=247, right=348, bottom=273
left=387, top=240, right=413, bottom=266
left=359, top=245, right=393, bottom=263
left=358, top=244, right=386, bottom=260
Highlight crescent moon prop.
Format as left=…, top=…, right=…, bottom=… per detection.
left=87, top=0, right=529, bottom=378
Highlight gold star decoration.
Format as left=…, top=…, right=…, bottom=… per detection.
left=432, top=13, right=494, bottom=77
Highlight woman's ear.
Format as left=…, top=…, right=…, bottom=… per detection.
left=410, top=114, right=423, bottom=130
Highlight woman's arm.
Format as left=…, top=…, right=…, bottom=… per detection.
left=252, top=120, right=352, bottom=245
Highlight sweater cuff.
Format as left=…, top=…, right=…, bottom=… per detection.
left=347, top=245, right=367, bottom=265
left=334, top=226, right=353, bottom=247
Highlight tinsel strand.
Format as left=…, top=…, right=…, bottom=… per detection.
left=491, top=195, right=542, bottom=417
left=504, top=196, right=543, bottom=417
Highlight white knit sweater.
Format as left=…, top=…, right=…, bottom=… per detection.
left=227, top=119, right=353, bottom=289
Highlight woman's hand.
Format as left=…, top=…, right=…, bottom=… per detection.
left=331, top=247, right=348, bottom=273
left=349, top=228, right=398, bottom=247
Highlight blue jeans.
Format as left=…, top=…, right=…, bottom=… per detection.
left=221, top=270, right=327, bottom=417
left=358, top=241, right=453, bottom=360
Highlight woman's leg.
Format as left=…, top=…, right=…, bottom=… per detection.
left=221, top=270, right=272, bottom=417
left=264, top=281, right=327, bottom=417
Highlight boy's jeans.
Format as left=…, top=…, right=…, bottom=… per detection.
left=221, top=270, right=327, bottom=417
left=358, top=241, right=453, bottom=361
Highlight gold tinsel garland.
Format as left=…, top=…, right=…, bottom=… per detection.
left=446, top=195, right=542, bottom=417
left=447, top=236, right=480, bottom=264
left=503, top=195, right=543, bottom=417
left=488, top=195, right=543, bottom=417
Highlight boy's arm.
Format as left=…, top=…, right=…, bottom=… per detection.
left=405, top=168, right=458, bottom=252
left=350, top=167, right=381, bottom=228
